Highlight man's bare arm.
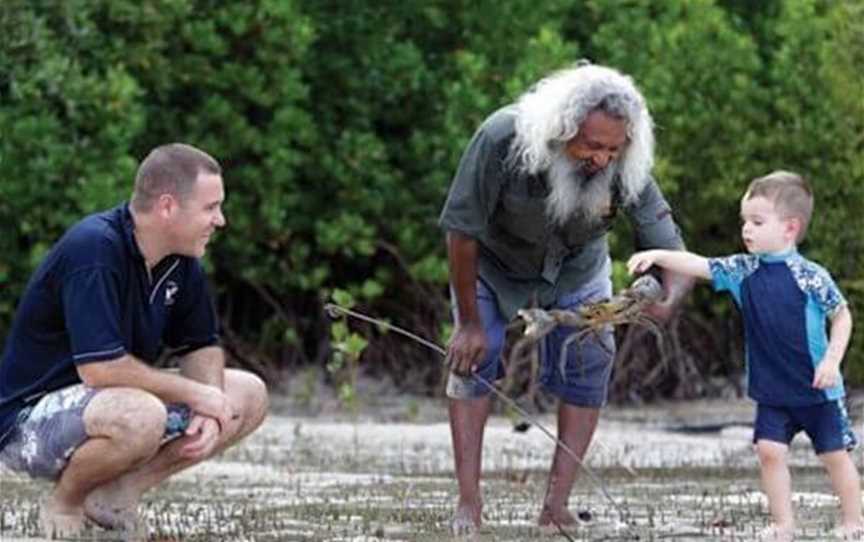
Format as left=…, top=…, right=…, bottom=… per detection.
left=179, top=345, right=225, bottom=390
left=445, top=231, right=487, bottom=375
left=77, top=354, right=232, bottom=428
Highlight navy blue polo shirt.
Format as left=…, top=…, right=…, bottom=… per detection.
left=0, top=204, right=219, bottom=449
left=708, top=250, right=847, bottom=407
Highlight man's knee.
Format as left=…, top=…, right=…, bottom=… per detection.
left=85, top=388, right=167, bottom=453
left=225, top=369, right=268, bottom=434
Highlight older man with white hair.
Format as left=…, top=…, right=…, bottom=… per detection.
left=439, top=62, right=692, bottom=533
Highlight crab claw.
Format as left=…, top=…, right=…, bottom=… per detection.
left=517, top=308, right=557, bottom=339
left=624, top=274, right=663, bottom=303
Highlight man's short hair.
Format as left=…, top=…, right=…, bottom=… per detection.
left=745, top=170, right=814, bottom=243
left=131, top=143, right=222, bottom=212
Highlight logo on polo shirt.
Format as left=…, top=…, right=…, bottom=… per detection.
left=165, top=281, right=179, bottom=306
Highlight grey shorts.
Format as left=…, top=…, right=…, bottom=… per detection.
left=0, top=384, right=191, bottom=480
left=446, top=270, right=615, bottom=408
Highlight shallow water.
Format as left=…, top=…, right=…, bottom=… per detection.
left=0, top=399, right=859, bottom=541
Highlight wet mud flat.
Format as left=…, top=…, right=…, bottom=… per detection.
left=1, top=399, right=859, bottom=541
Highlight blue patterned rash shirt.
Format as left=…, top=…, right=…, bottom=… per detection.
left=708, top=249, right=847, bottom=406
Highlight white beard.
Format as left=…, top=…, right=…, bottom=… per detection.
left=545, top=154, right=616, bottom=227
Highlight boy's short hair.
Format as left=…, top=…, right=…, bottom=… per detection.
left=744, top=170, right=814, bottom=243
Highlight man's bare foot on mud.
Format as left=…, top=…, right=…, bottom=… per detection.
left=451, top=501, right=482, bottom=536
left=40, top=496, right=87, bottom=539
left=84, top=482, right=146, bottom=540
left=538, top=505, right=584, bottom=534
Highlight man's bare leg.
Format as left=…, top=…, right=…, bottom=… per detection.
left=449, top=395, right=492, bottom=534
left=539, top=403, right=600, bottom=527
left=83, top=369, right=268, bottom=528
left=42, top=388, right=169, bottom=538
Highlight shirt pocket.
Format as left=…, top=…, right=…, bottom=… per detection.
left=561, top=203, right=617, bottom=249
left=492, top=193, right=547, bottom=244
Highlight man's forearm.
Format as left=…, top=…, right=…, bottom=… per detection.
left=446, top=231, right=481, bottom=326
left=658, top=266, right=697, bottom=307
left=77, top=354, right=221, bottom=403
left=180, top=345, right=225, bottom=390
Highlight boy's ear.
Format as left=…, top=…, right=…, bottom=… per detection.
left=785, top=217, right=802, bottom=240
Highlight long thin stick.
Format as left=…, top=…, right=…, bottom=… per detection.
left=324, top=303, right=636, bottom=535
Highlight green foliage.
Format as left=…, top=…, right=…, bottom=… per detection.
left=0, top=0, right=146, bottom=323
left=327, top=289, right=368, bottom=413
left=1, top=0, right=861, bottom=394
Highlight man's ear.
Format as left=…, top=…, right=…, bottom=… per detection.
left=155, top=193, right=178, bottom=219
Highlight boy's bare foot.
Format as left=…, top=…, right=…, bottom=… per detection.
left=450, top=501, right=482, bottom=536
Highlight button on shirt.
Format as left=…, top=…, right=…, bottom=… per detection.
left=709, top=250, right=847, bottom=407
left=0, top=204, right=219, bottom=449
left=438, top=106, right=684, bottom=319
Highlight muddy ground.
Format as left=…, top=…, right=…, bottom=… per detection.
left=1, top=396, right=860, bottom=541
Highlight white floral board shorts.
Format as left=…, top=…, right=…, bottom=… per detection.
left=0, top=384, right=191, bottom=480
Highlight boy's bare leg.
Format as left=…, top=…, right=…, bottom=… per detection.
left=820, top=449, right=864, bottom=532
left=83, top=369, right=268, bottom=528
left=755, top=440, right=795, bottom=533
left=42, top=388, right=169, bottom=537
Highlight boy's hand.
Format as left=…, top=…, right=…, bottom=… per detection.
left=812, top=361, right=841, bottom=389
left=627, top=250, right=659, bottom=275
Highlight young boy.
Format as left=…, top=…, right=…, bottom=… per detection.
left=627, top=171, right=862, bottom=541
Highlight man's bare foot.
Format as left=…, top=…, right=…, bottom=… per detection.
left=836, top=522, right=864, bottom=540
left=538, top=505, right=582, bottom=535
left=84, top=482, right=146, bottom=539
left=538, top=505, right=576, bottom=527
left=39, top=496, right=87, bottom=539
left=758, top=523, right=794, bottom=541
left=451, top=501, right=482, bottom=536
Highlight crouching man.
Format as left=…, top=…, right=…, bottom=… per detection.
left=0, top=143, right=268, bottom=539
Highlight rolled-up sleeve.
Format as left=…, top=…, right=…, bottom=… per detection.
left=438, top=128, right=506, bottom=238
left=626, top=178, right=685, bottom=250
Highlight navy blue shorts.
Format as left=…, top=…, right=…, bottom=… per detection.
left=446, top=272, right=615, bottom=408
left=753, top=400, right=858, bottom=455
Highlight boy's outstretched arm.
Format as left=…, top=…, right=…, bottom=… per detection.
left=627, top=249, right=712, bottom=280
left=813, top=305, right=853, bottom=389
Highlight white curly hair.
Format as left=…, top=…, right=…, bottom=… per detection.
left=509, top=63, right=655, bottom=206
